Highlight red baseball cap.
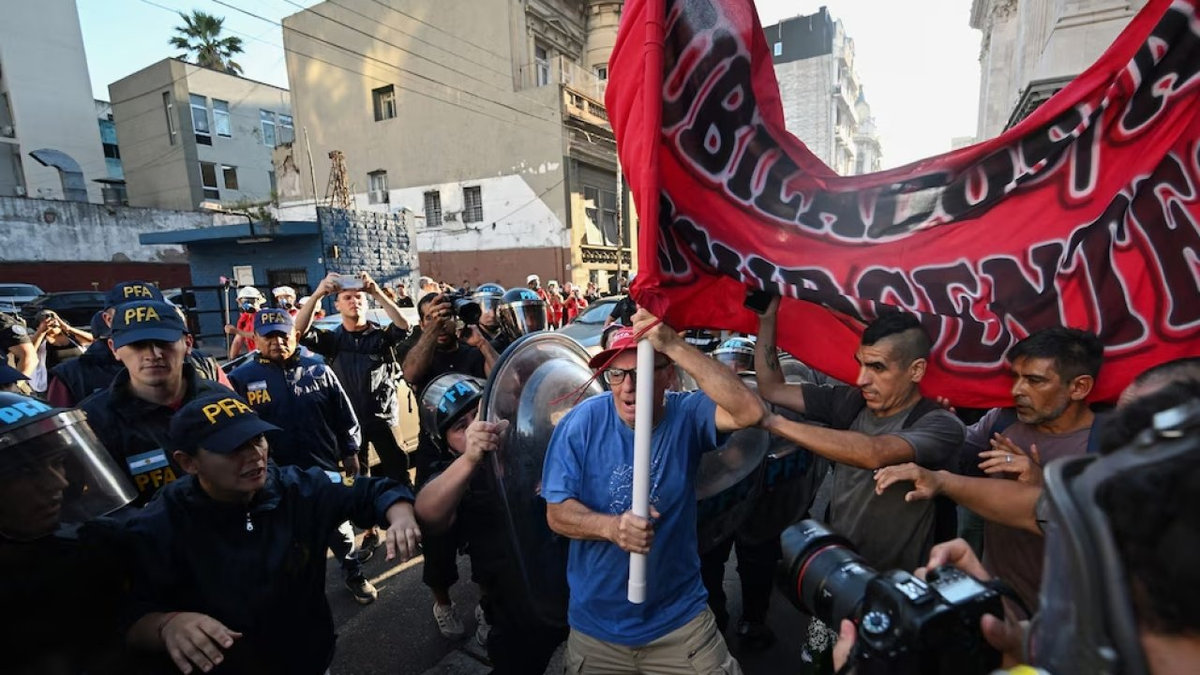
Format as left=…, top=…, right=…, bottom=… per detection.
left=588, top=326, right=639, bottom=369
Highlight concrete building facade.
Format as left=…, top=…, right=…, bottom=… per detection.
left=763, top=8, right=883, bottom=175
left=971, top=0, right=1149, bottom=140
left=279, top=0, right=635, bottom=290
left=109, top=59, right=291, bottom=211
left=0, top=0, right=108, bottom=202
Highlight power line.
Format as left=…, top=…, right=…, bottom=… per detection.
left=211, top=0, right=557, bottom=124
left=364, top=0, right=510, bottom=63
left=292, top=0, right=564, bottom=118
left=299, top=0, right=512, bottom=80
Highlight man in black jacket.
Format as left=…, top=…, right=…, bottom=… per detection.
left=48, top=281, right=230, bottom=407
left=122, top=392, right=421, bottom=675
left=80, top=299, right=230, bottom=506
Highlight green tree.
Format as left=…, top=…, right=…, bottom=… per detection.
left=169, top=10, right=244, bottom=75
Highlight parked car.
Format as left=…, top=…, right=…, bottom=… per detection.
left=20, top=291, right=108, bottom=329
left=557, top=296, right=621, bottom=354
left=0, top=283, right=45, bottom=314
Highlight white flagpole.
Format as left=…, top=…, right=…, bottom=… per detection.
left=628, top=339, right=656, bottom=603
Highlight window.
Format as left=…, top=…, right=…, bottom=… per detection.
left=222, top=165, right=239, bottom=190
left=268, top=169, right=277, bottom=194
left=424, top=190, right=442, bottom=227
left=260, top=110, right=276, bottom=147
left=162, top=92, right=177, bottom=145
left=535, top=43, right=550, bottom=86
left=199, top=162, right=219, bottom=199
left=595, top=65, right=608, bottom=80
left=462, top=185, right=483, bottom=223
left=213, top=99, right=231, bottom=137
left=190, top=94, right=210, bottom=144
left=773, top=42, right=783, bottom=56
left=368, top=171, right=388, bottom=204
left=103, top=143, right=120, bottom=160
left=278, top=114, right=294, bottom=144
left=372, top=85, right=396, bottom=121
left=584, top=184, right=620, bottom=246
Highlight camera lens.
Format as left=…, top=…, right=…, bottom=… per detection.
left=454, top=298, right=482, bottom=325
left=778, top=520, right=876, bottom=627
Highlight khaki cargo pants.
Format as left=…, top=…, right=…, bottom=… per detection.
left=564, top=608, right=743, bottom=674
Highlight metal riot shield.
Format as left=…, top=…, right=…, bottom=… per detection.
left=478, top=332, right=604, bottom=629
left=693, top=374, right=769, bottom=553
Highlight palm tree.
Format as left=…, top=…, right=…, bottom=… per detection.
left=170, top=10, right=245, bottom=75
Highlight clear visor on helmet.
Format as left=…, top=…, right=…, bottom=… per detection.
left=498, top=300, right=548, bottom=339
left=0, top=411, right=136, bottom=541
left=472, top=294, right=503, bottom=315
left=713, top=349, right=755, bottom=375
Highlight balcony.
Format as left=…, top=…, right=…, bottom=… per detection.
left=580, top=244, right=631, bottom=266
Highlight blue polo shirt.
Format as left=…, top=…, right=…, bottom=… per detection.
left=541, top=390, right=721, bottom=646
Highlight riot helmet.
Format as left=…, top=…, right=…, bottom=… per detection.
left=713, top=336, right=757, bottom=374
left=472, top=284, right=506, bottom=325
left=0, top=393, right=136, bottom=541
left=496, top=288, right=548, bottom=340
left=419, top=373, right=485, bottom=444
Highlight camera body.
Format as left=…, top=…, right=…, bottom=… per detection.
left=780, top=520, right=1002, bottom=675
left=442, top=291, right=481, bottom=326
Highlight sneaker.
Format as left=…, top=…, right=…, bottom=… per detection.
left=433, top=601, right=466, bottom=639
left=736, top=619, right=775, bottom=651
left=474, top=603, right=491, bottom=646
left=346, top=575, right=378, bottom=605
left=355, top=529, right=382, bottom=564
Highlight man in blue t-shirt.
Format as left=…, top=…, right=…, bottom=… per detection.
left=541, top=310, right=768, bottom=674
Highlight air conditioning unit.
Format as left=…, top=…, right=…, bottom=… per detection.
left=13, top=186, right=26, bottom=196
left=0, top=125, right=14, bottom=138
left=369, top=190, right=389, bottom=204
left=443, top=211, right=459, bottom=222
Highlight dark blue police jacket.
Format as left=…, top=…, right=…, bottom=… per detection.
left=122, top=465, right=413, bottom=675
left=228, top=354, right=360, bottom=472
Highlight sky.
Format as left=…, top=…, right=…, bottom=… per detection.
left=78, top=0, right=982, bottom=169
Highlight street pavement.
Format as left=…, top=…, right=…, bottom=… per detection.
left=324, top=471, right=832, bottom=674
left=324, top=541, right=811, bottom=675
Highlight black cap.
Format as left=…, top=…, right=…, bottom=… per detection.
left=110, top=301, right=186, bottom=349
left=169, top=392, right=280, bottom=455
left=105, top=281, right=164, bottom=309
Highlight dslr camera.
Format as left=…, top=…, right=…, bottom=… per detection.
left=779, top=520, right=1003, bottom=675
left=441, top=291, right=481, bottom=326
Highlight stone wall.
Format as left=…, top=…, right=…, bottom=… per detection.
left=318, top=207, right=418, bottom=292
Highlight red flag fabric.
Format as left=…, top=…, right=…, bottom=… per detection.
left=606, top=0, right=1200, bottom=407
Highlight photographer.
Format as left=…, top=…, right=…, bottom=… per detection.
left=0, top=307, right=36, bottom=379
left=30, top=310, right=92, bottom=392
left=832, top=381, right=1200, bottom=675
left=398, top=292, right=496, bottom=638
left=295, top=271, right=412, bottom=557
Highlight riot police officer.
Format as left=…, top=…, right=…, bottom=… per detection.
left=414, top=373, right=568, bottom=672
left=0, top=391, right=138, bottom=674
left=399, top=292, right=497, bottom=638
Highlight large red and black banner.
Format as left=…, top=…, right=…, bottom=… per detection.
left=607, top=0, right=1200, bottom=407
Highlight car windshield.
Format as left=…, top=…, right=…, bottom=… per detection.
left=0, top=284, right=43, bottom=295
left=574, top=300, right=615, bottom=325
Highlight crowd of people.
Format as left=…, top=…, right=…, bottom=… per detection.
left=0, top=269, right=1197, bottom=675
